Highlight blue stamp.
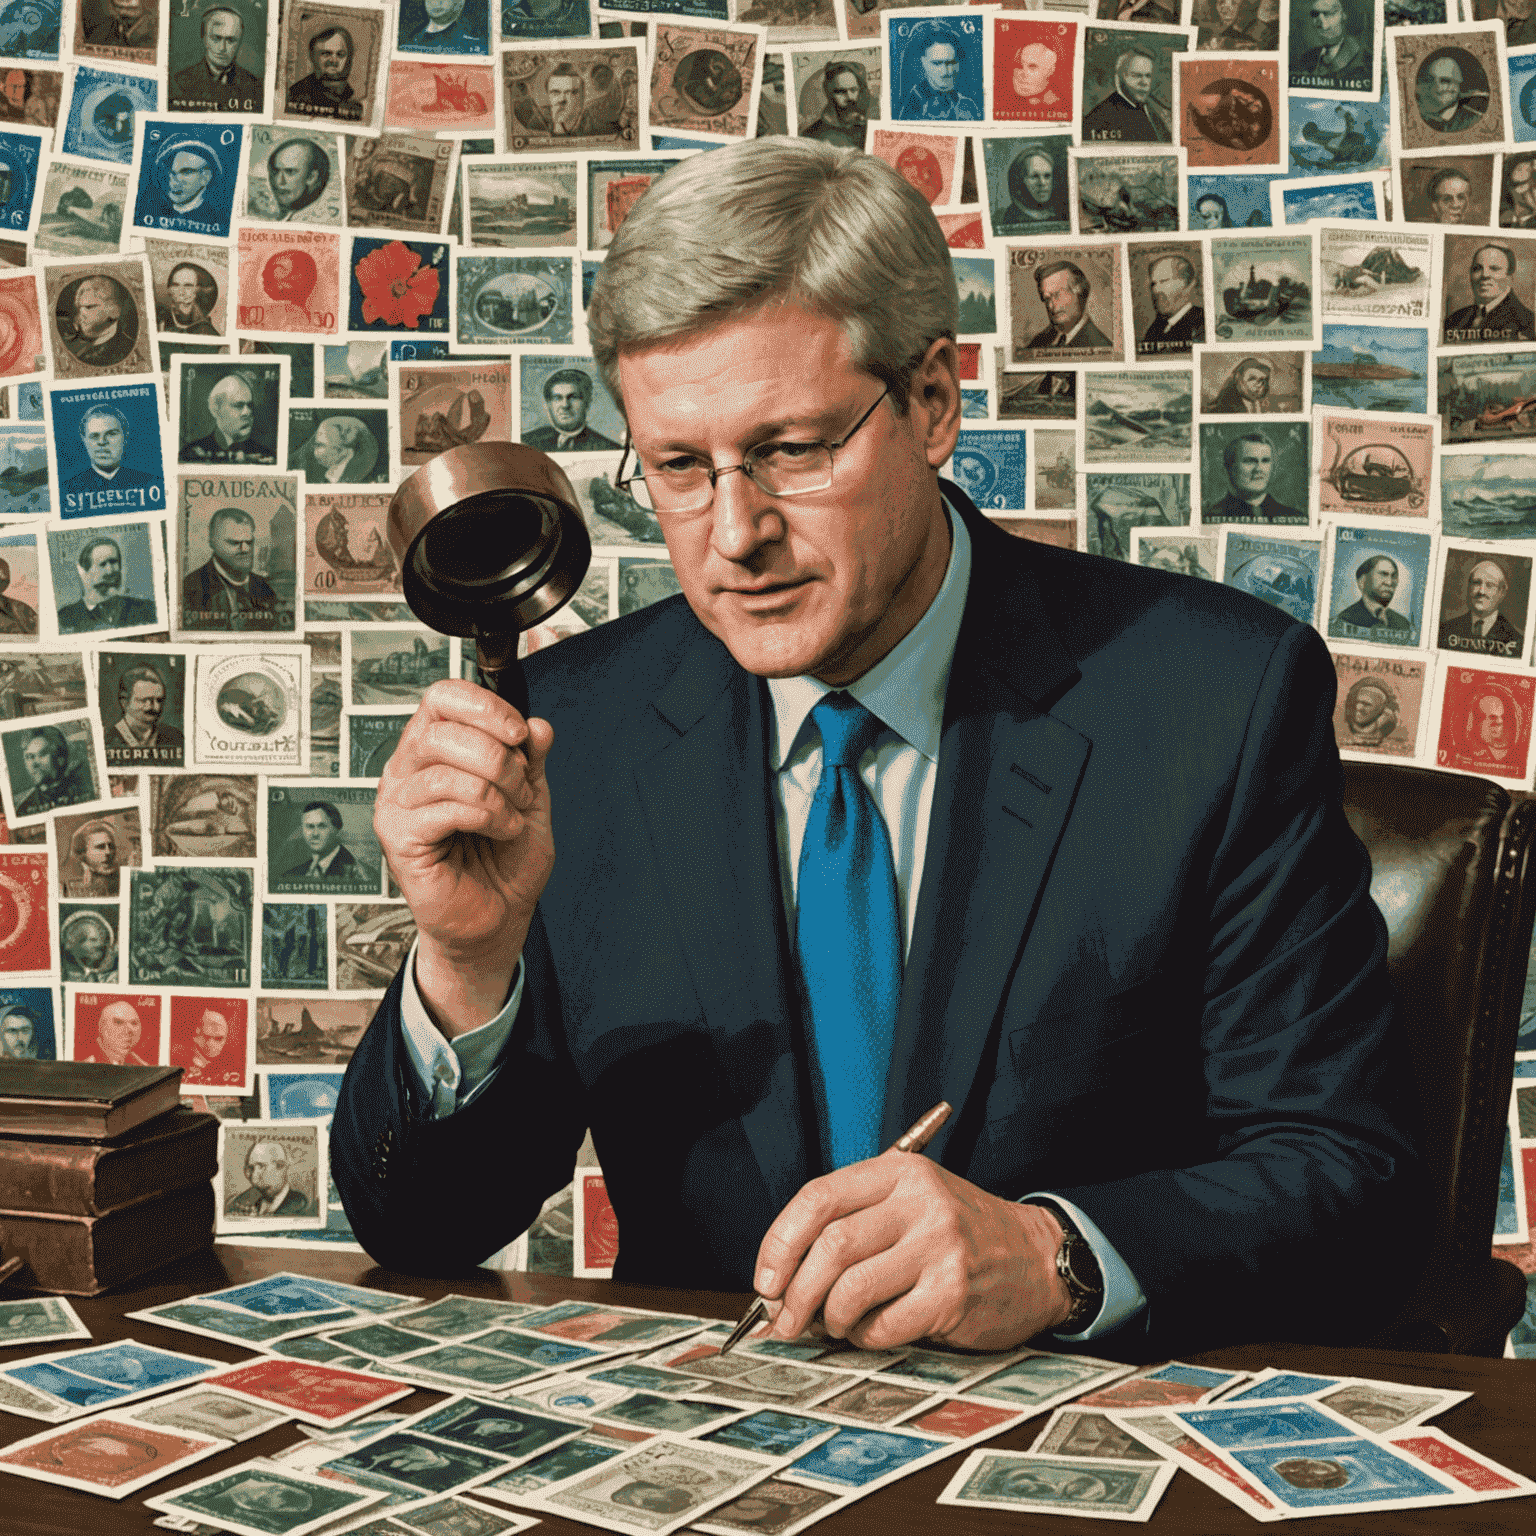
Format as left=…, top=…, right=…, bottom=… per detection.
left=953, top=255, right=996, bottom=335
left=15, top=381, right=39, bottom=419
left=649, top=135, right=721, bottom=152
left=1232, top=1437, right=1454, bottom=1508
left=1516, top=53, right=1536, bottom=144
left=951, top=429, right=1027, bottom=510
left=0, top=987, right=53, bottom=1059
left=62, top=1341, right=209, bottom=1390
left=52, top=380, right=166, bottom=520
left=501, top=0, right=589, bottom=37
left=1498, top=1127, right=1520, bottom=1235
left=0, top=423, right=45, bottom=518
left=1325, top=525, right=1431, bottom=647
left=133, top=120, right=242, bottom=240
left=1225, top=1373, right=1340, bottom=1401
left=0, top=127, right=39, bottom=233
left=962, top=389, right=989, bottom=418
left=889, top=14, right=983, bottom=123
left=0, top=0, right=59, bottom=60
left=1289, top=92, right=1391, bottom=175
left=389, top=338, right=452, bottom=362
left=1312, top=324, right=1427, bottom=414
left=705, top=1410, right=833, bottom=1456
left=1189, top=172, right=1280, bottom=230
left=1223, top=533, right=1321, bottom=625
left=264, top=1070, right=341, bottom=1121
left=397, top=0, right=489, bottom=54
left=1279, top=180, right=1376, bottom=224
left=62, top=66, right=156, bottom=165
left=455, top=254, right=571, bottom=347
left=350, top=236, right=451, bottom=335
left=47, top=519, right=159, bottom=635
left=792, top=1428, right=945, bottom=1489
left=7, top=1362, right=122, bottom=1407
left=1179, top=1402, right=1346, bottom=1448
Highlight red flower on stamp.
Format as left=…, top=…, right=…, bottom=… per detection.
left=356, top=241, right=439, bottom=329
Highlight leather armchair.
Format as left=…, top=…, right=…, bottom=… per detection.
left=1342, top=762, right=1533, bottom=1356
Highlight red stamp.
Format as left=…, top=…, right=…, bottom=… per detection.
left=869, top=129, right=959, bottom=206
left=936, top=212, right=984, bottom=249
left=70, top=991, right=161, bottom=1067
left=167, top=994, right=250, bottom=1091
left=1437, top=667, right=1535, bottom=780
left=385, top=61, right=494, bottom=133
left=0, top=849, right=48, bottom=971
left=236, top=227, right=342, bottom=338
left=1179, top=58, right=1281, bottom=169
left=0, top=270, right=43, bottom=380
left=906, top=1399, right=1022, bottom=1438
left=209, top=1358, right=409, bottom=1425
left=1390, top=1434, right=1518, bottom=1492
left=993, top=18, right=1075, bottom=124
left=574, top=1171, right=619, bottom=1277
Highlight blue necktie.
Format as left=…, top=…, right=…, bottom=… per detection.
left=796, top=692, right=902, bottom=1169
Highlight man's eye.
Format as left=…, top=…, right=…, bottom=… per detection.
left=656, top=456, right=707, bottom=478
left=753, top=440, right=821, bottom=464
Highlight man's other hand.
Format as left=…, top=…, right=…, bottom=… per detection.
left=374, top=679, right=555, bottom=1036
left=753, top=1156, right=1074, bottom=1351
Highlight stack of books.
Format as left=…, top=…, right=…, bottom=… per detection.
left=0, top=1063, right=218, bottom=1295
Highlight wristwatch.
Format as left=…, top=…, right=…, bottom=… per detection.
left=1025, top=1200, right=1104, bottom=1333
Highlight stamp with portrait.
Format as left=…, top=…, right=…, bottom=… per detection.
left=1190, top=0, right=1277, bottom=49
left=192, top=645, right=307, bottom=772
left=1179, top=57, right=1281, bottom=169
left=398, top=0, right=491, bottom=56
left=1073, top=149, right=1179, bottom=235
left=65, top=988, right=162, bottom=1066
left=982, top=133, right=1071, bottom=237
left=128, top=867, right=253, bottom=988
left=1440, top=232, right=1536, bottom=347
left=175, top=471, right=298, bottom=636
left=132, top=119, right=243, bottom=241
left=236, top=227, right=342, bottom=340
left=45, top=517, right=163, bottom=637
left=267, top=782, right=380, bottom=898
left=790, top=44, right=882, bottom=148
left=460, top=156, right=576, bottom=248
left=384, top=60, right=496, bottom=136
left=1085, top=371, right=1193, bottom=461
left=1188, top=170, right=1283, bottom=231
left=1400, top=153, right=1494, bottom=227
left=1320, top=224, right=1433, bottom=322
left=303, top=491, right=399, bottom=600
left=149, top=772, right=257, bottom=860
left=1221, top=529, right=1323, bottom=626
left=869, top=127, right=962, bottom=206
left=1127, top=239, right=1209, bottom=357
left=585, top=157, right=680, bottom=251
left=1438, top=349, right=1536, bottom=444
left=937, top=1447, right=1175, bottom=1517
left=216, top=1119, right=327, bottom=1233
left=651, top=21, right=763, bottom=140
left=1080, top=24, right=1186, bottom=146
left=517, top=353, right=619, bottom=451
left=497, top=41, right=645, bottom=154
left=1390, top=23, right=1510, bottom=154
left=1326, top=523, right=1432, bottom=644
left=58, top=903, right=118, bottom=986
left=1289, top=0, right=1379, bottom=97
left=394, top=359, right=510, bottom=477
left=147, top=238, right=229, bottom=340
left=166, top=0, right=272, bottom=118
left=171, top=354, right=287, bottom=468
left=1436, top=663, right=1536, bottom=782
left=1209, top=232, right=1317, bottom=345
left=244, top=125, right=344, bottom=228
left=949, top=429, right=1028, bottom=510
left=0, top=847, right=48, bottom=969
left=454, top=252, right=571, bottom=348
left=276, top=2, right=387, bottom=131
left=42, top=255, right=152, bottom=381
left=289, top=405, right=389, bottom=485
left=348, top=234, right=451, bottom=336
left=48, top=378, right=167, bottom=521
left=344, top=134, right=457, bottom=238
left=1198, top=420, right=1311, bottom=524
left=167, top=991, right=252, bottom=1091
left=34, top=159, right=126, bottom=259
left=1317, top=409, right=1435, bottom=519
left=54, top=815, right=136, bottom=929
left=1008, top=242, right=1125, bottom=363
left=886, top=11, right=985, bottom=126
left=61, top=66, right=154, bottom=166
left=97, top=648, right=184, bottom=768
left=1434, top=544, right=1531, bottom=662
left=72, top=0, right=158, bottom=68
left=1332, top=652, right=1425, bottom=759
left=992, top=17, right=1075, bottom=127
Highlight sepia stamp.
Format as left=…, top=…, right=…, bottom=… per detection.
left=98, top=648, right=184, bottom=768
left=1008, top=242, right=1125, bottom=363
left=192, top=646, right=306, bottom=772
left=1400, top=153, right=1495, bottom=226
left=344, top=133, right=457, bottom=237
left=1391, top=23, right=1510, bottom=153
left=1179, top=57, right=1282, bottom=169
left=175, top=470, right=299, bottom=636
left=497, top=41, right=645, bottom=154
left=1127, top=240, right=1208, bottom=357
left=217, top=1119, right=326, bottom=1232
left=1435, top=544, right=1530, bottom=662
left=236, top=226, right=342, bottom=340
left=275, top=2, right=387, bottom=132
left=1332, top=651, right=1425, bottom=759
left=304, top=491, right=400, bottom=600
left=43, top=255, right=153, bottom=381
left=395, top=358, right=511, bottom=476
left=149, top=772, right=257, bottom=860
left=1440, top=232, right=1536, bottom=347
left=1316, top=408, right=1435, bottom=518
left=650, top=21, right=762, bottom=140
left=1319, top=223, right=1433, bottom=322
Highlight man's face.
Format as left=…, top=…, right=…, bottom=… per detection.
left=1148, top=258, right=1193, bottom=317
left=211, top=515, right=256, bottom=574
left=300, top=808, right=341, bottom=857
left=1196, top=197, right=1225, bottom=228
left=1478, top=695, right=1509, bottom=748
left=204, top=11, right=243, bottom=70
left=1119, top=55, right=1153, bottom=104
left=167, top=152, right=212, bottom=209
left=827, top=69, right=860, bottom=119
left=424, top=0, right=465, bottom=20
left=0, top=1015, right=33, bottom=1057
left=125, top=679, right=165, bottom=732
left=82, top=543, right=122, bottom=598
left=245, top=1146, right=286, bottom=1195
left=1430, top=176, right=1469, bottom=222
left=3, top=72, right=23, bottom=109
left=1470, top=246, right=1513, bottom=306
left=548, top=72, right=583, bottom=124
left=109, top=0, right=142, bottom=18
left=1467, top=562, right=1506, bottom=617
left=312, top=32, right=349, bottom=78
left=617, top=303, right=956, bottom=686
left=194, top=1011, right=228, bottom=1060
left=168, top=269, right=200, bottom=316
left=1231, top=440, right=1273, bottom=496
left=1216, top=0, right=1240, bottom=23
left=83, top=414, right=125, bottom=470
left=1040, top=268, right=1087, bottom=332
left=270, top=144, right=318, bottom=208
left=1311, top=0, right=1345, bottom=43
left=1350, top=686, right=1387, bottom=728
left=82, top=830, right=117, bottom=875
left=1022, top=154, right=1052, bottom=205
left=22, top=735, right=57, bottom=785
left=97, top=1004, right=141, bottom=1061
left=1237, top=365, right=1269, bottom=400
left=75, top=288, right=113, bottom=338
left=1013, top=45, right=1054, bottom=97
left=921, top=43, right=959, bottom=93
left=1425, top=58, right=1462, bottom=113
left=1361, top=559, right=1398, bottom=605
left=311, top=424, right=346, bottom=468
left=546, top=382, right=587, bottom=432
left=210, top=383, right=255, bottom=442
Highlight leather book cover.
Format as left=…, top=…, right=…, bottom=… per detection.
left=0, top=1108, right=219, bottom=1216
left=0, top=1182, right=216, bottom=1295
left=0, top=1062, right=184, bottom=1141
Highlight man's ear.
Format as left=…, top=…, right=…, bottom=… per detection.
left=912, top=335, right=963, bottom=470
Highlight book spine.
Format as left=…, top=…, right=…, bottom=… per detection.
left=0, top=1116, right=219, bottom=1215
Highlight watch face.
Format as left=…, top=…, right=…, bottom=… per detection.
left=1061, top=1231, right=1105, bottom=1297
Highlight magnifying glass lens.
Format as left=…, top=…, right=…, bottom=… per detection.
left=418, top=492, right=549, bottom=591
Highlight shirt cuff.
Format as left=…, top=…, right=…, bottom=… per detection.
left=398, top=937, right=523, bottom=1118
left=1022, top=1192, right=1149, bottom=1342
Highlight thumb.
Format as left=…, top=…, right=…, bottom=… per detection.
left=522, top=717, right=555, bottom=792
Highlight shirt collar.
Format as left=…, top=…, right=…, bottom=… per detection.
left=767, top=489, right=972, bottom=771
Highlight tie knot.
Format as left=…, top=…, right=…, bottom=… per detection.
left=812, top=692, right=883, bottom=770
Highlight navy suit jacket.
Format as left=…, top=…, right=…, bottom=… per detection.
left=333, top=485, right=1423, bottom=1355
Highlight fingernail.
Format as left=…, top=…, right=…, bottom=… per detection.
left=756, top=1268, right=775, bottom=1294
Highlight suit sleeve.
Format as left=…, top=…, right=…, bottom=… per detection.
left=1050, top=622, right=1426, bottom=1350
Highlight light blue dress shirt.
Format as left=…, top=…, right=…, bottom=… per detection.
left=398, top=492, right=1147, bottom=1340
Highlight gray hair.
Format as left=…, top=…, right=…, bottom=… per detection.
left=587, top=137, right=957, bottom=416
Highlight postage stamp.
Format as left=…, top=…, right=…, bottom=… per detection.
left=1319, top=224, right=1432, bottom=322
left=218, top=1121, right=326, bottom=1234
left=398, top=0, right=491, bottom=56
left=868, top=127, right=960, bottom=206
left=1436, top=664, right=1536, bottom=781
left=146, top=238, right=228, bottom=340
left=1440, top=449, right=1536, bottom=536
left=1316, top=409, right=1435, bottom=518
left=165, top=0, right=270, bottom=118
left=1085, top=471, right=1190, bottom=561
left=497, top=41, right=645, bottom=154
left=1326, top=524, right=1432, bottom=645
left=0, top=849, right=48, bottom=970
left=255, top=996, right=370, bottom=1065
left=650, top=21, right=762, bottom=140
left=1179, top=58, right=1281, bottom=169
left=0, top=1298, right=89, bottom=1347
left=937, top=1448, right=1175, bottom=1518
left=1008, top=242, right=1124, bottom=362
left=244, top=125, right=344, bottom=227
left=335, top=902, right=415, bottom=989
left=465, top=156, right=576, bottom=248
left=1332, top=652, right=1425, bottom=758
left=0, top=269, right=42, bottom=383
left=396, top=358, right=511, bottom=474
left=44, top=255, right=154, bottom=382
left=1200, top=349, right=1306, bottom=412
left=0, top=124, right=43, bottom=240
left=348, top=628, right=452, bottom=705
left=1275, top=174, right=1381, bottom=225
left=1438, top=350, right=1536, bottom=444
left=1080, top=24, right=1185, bottom=146
left=47, top=517, right=163, bottom=636
left=192, top=646, right=306, bottom=771
left=982, top=133, right=1071, bottom=237
left=98, top=649, right=184, bottom=768
left=289, top=405, right=388, bottom=484
left=1189, top=170, right=1281, bottom=230
left=123, top=1386, right=291, bottom=1443
left=992, top=16, right=1074, bottom=127
left=132, top=120, right=243, bottom=240
left=346, top=710, right=409, bottom=777
left=236, top=227, right=342, bottom=340
left=0, top=709, right=107, bottom=824
left=59, top=906, right=118, bottom=986
left=267, top=782, right=381, bottom=897
left=175, top=471, right=299, bottom=635
left=1221, top=530, right=1323, bottom=626
left=1391, top=23, right=1509, bottom=153
left=347, top=234, right=451, bottom=336
left=1400, top=153, right=1494, bottom=226
left=791, top=45, right=881, bottom=147
left=1198, top=420, right=1311, bottom=524
left=886, top=11, right=984, bottom=125
left=1033, top=429, right=1076, bottom=511
left=0, top=988, right=57, bottom=1059
left=1085, top=371, right=1192, bottom=462
left=168, top=992, right=252, bottom=1092
left=1209, top=232, right=1317, bottom=344
left=454, top=252, right=571, bottom=347
left=1289, top=0, right=1378, bottom=97
left=49, top=378, right=166, bottom=521
left=1289, top=93, right=1393, bottom=176
left=304, top=491, right=399, bottom=601
left=72, top=0, right=159, bottom=70
left=275, top=1, right=387, bottom=131
left=1074, top=150, right=1179, bottom=235
left=149, top=772, right=257, bottom=860
left=1440, top=232, right=1536, bottom=347
left=1501, top=151, right=1536, bottom=232
left=585, top=157, right=680, bottom=252
left=261, top=904, right=328, bottom=989
left=1132, top=529, right=1218, bottom=580
left=385, top=60, right=496, bottom=136
left=949, top=429, right=1027, bottom=510
left=1435, top=546, right=1530, bottom=662
left=172, top=353, right=284, bottom=467
left=34, top=159, right=126, bottom=260
left=67, top=988, right=162, bottom=1066
left=345, top=134, right=457, bottom=237
left=128, top=867, right=253, bottom=988
left=55, top=803, right=140, bottom=900
left=1316, top=321, right=1426, bottom=413
left=1127, top=240, right=1208, bottom=357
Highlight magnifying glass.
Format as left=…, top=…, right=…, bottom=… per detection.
left=387, top=442, right=592, bottom=718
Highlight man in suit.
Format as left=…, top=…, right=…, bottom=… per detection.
left=523, top=368, right=621, bottom=451
left=278, top=799, right=378, bottom=887
left=1444, top=243, right=1536, bottom=343
left=109, top=662, right=183, bottom=762
left=12, top=725, right=93, bottom=817
left=1082, top=49, right=1169, bottom=143
left=332, top=138, right=1420, bottom=1358
left=286, top=25, right=364, bottom=121
left=1438, top=558, right=1524, bottom=658
left=1140, top=253, right=1205, bottom=355
left=62, top=407, right=157, bottom=517
left=1025, top=260, right=1111, bottom=351
left=1334, top=555, right=1411, bottom=635
left=1416, top=53, right=1482, bottom=134
left=182, top=506, right=279, bottom=630
left=1292, top=0, right=1366, bottom=84
left=1202, top=431, right=1304, bottom=522
left=57, top=535, right=158, bottom=632
left=61, top=277, right=136, bottom=370
left=65, top=819, right=121, bottom=897
left=86, top=1000, right=149, bottom=1067
left=183, top=372, right=276, bottom=464
left=170, top=6, right=263, bottom=112
left=156, top=263, right=218, bottom=334
left=227, top=1141, right=312, bottom=1217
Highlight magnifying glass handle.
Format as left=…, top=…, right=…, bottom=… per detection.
left=474, top=637, right=530, bottom=719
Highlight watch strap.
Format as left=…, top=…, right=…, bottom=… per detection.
left=1025, top=1199, right=1105, bottom=1333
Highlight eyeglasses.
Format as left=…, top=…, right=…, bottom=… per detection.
left=614, top=385, right=891, bottom=517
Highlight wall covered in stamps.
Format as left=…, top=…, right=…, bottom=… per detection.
left=0, top=0, right=1529, bottom=1339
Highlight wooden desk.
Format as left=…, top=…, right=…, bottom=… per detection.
left=2, top=1245, right=1533, bottom=1535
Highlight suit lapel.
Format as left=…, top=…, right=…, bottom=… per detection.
left=882, top=495, right=1091, bottom=1162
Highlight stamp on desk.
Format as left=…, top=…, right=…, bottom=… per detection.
left=205, top=1358, right=416, bottom=1426
left=0, top=1296, right=90, bottom=1346
left=937, top=1447, right=1177, bottom=1518
left=0, top=1412, right=224, bottom=1497
left=145, top=1460, right=385, bottom=1535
